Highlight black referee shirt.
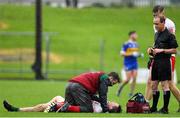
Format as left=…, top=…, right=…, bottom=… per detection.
left=154, top=28, right=178, bottom=60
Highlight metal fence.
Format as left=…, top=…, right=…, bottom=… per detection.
left=0, top=32, right=106, bottom=80
left=0, top=32, right=56, bottom=79
left=0, top=0, right=179, bottom=7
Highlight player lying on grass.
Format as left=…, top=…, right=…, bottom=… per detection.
left=3, top=96, right=121, bottom=113
left=117, top=31, right=143, bottom=97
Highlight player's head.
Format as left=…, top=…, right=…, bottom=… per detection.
left=153, top=16, right=165, bottom=32
left=152, top=5, right=165, bottom=18
left=108, top=101, right=122, bottom=113
left=129, top=31, right=137, bottom=41
left=108, top=72, right=120, bottom=86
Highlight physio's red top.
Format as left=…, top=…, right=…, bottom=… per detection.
left=69, top=72, right=105, bottom=94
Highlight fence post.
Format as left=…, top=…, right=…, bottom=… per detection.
left=44, top=35, right=50, bottom=79
left=33, top=0, right=44, bottom=80
left=99, top=39, right=105, bottom=71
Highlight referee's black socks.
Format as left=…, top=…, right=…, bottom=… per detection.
left=163, top=91, right=171, bottom=110
left=152, top=91, right=160, bottom=109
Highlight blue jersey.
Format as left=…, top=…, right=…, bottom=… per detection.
left=121, top=40, right=139, bottom=71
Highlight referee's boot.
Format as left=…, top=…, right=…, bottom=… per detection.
left=150, top=107, right=157, bottom=113
left=158, top=107, right=169, bottom=114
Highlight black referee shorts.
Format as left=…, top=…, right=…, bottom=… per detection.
left=151, top=58, right=171, bottom=81
left=65, top=82, right=93, bottom=112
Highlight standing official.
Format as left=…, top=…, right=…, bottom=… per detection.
left=148, top=16, right=178, bottom=114
left=145, top=5, right=180, bottom=112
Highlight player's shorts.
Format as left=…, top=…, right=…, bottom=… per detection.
left=151, top=58, right=171, bottom=81
left=47, top=96, right=65, bottom=105
left=171, top=56, right=175, bottom=72
left=44, top=96, right=65, bottom=112
left=124, top=63, right=138, bottom=71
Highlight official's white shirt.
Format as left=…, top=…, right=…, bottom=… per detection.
left=153, top=17, right=176, bottom=34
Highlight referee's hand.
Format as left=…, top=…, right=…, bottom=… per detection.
left=147, top=48, right=154, bottom=57
left=147, top=48, right=153, bottom=54
left=153, top=48, right=164, bottom=55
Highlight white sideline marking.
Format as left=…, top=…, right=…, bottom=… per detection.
left=121, top=68, right=177, bottom=84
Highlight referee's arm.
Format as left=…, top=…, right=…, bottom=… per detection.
left=163, top=48, right=177, bottom=54
left=164, top=34, right=179, bottom=54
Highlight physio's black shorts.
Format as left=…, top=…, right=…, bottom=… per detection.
left=65, top=82, right=93, bottom=112
left=151, top=58, right=171, bottom=81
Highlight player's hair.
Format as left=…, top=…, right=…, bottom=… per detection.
left=128, top=31, right=136, bottom=36
left=153, top=5, right=164, bottom=13
left=109, top=105, right=122, bottom=113
left=108, top=72, right=120, bottom=83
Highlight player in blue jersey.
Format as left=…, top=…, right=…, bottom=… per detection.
left=117, top=31, right=143, bottom=97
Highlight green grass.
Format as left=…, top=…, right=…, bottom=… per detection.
left=0, top=80, right=180, bottom=117
left=0, top=5, right=180, bottom=79
left=0, top=5, right=180, bottom=117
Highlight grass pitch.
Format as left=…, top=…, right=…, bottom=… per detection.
left=0, top=4, right=180, bottom=117
left=0, top=5, right=180, bottom=79
left=0, top=80, right=180, bottom=117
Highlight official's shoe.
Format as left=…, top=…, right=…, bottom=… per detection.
left=158, top=107, right=169, bottom=114
left=150, top=107, right=157, bottom=113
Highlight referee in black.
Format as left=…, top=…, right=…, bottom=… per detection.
left=147, top=16, right=178, bottom=114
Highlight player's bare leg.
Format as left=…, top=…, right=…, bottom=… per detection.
left=145, top=77, right=152, bottom=102
left=117, top=71, right=131, bottom=97
left=3, top=96, right=64, bottom=112
left=145, top=67, right=153, bottom=102
left=169, top=72, right=180, bottom=112
left=129, top=70, right=137, bottom=97
left=3, top=100, right=48, bottom=112
left=19, top=104, right=48, bottom=112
